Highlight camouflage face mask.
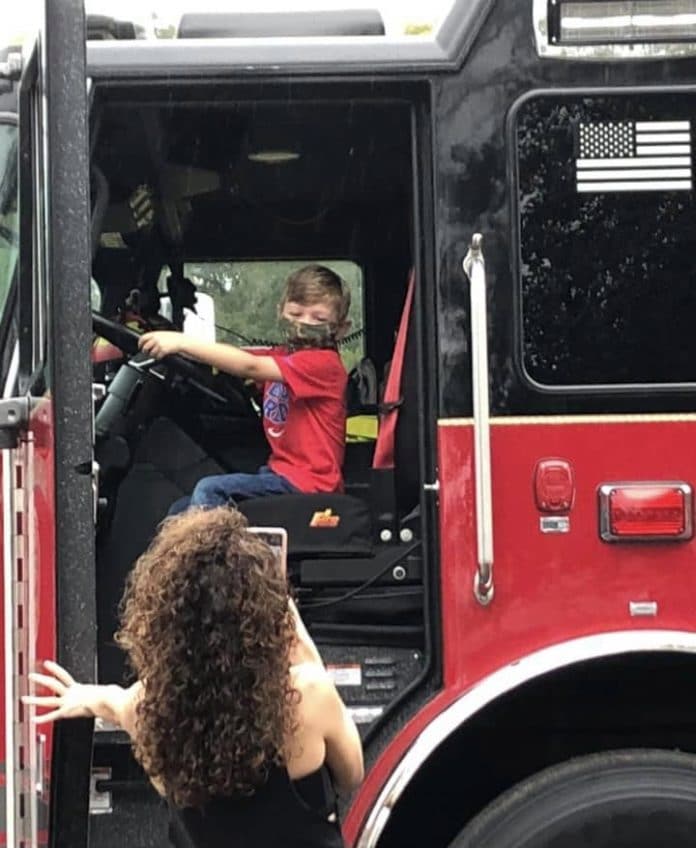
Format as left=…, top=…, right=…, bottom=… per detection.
left=279, top=317, right=338, bottom=351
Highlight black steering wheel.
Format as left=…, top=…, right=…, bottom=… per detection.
left=92, top=312, right=257, bottom=413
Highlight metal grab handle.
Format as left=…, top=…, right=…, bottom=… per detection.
left=462, top=234, right=494, bottom=605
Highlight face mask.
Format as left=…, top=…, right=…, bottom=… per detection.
left=280, top=316, right=338, bottom=350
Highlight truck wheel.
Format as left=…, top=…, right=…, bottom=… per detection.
left=449, top=749, right=696, bottom=848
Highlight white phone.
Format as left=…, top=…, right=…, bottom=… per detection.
left=247, top=526, right=288, bottom=577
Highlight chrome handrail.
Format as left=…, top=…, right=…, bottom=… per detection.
left=462, top=234, right=494, bottom=605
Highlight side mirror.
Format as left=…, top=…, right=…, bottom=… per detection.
left=0, top=47, right=22, bottom=95
left=0, top=119, right=18, bottom=215
left=0, top=50, right=22, bottom=82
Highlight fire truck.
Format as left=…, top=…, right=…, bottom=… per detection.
left=4, top=0, right=696, bottom=845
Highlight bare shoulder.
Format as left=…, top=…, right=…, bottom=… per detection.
left=291, top=664, right=340, bottom=716
left=291, top=663, right=364, bottom=793
left=291, top=662, right=334, bottom=692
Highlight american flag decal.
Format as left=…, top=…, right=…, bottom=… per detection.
left=576, top=120, right=692, bottom=193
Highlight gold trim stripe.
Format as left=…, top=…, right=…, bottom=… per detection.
left=438, top=413, right=696, bottom=427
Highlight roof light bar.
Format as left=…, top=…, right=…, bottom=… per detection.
left=534, top=0, right=696, bottom=59
left=558, top=1, right=696, bottom=45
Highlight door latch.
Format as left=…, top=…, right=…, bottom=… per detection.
left=89, top=767, right=113, bottom=815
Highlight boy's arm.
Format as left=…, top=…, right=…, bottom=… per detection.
left=139, top=331, right=282, bottom=383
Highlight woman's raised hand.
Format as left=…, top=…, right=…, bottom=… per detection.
left=22, top=660, right=97, bottom=724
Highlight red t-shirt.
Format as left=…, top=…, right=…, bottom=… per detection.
left=262, top=348, right=347, bottom=493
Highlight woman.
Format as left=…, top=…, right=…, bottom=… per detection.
left=24, top=508, right=364, bottom=847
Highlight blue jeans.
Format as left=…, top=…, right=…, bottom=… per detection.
left=168, top=465, right=298, bottom=515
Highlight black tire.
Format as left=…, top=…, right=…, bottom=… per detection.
left=449, top=749, right=696, bottom=848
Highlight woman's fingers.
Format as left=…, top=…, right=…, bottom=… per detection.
left=23, top=662, right=90, bottom=725
left=22, top=694, right=66, bottom=724
left=28, top=672, right=65, bottom=695
left=42, top=660, right=75, bottom=687
left=22, top=695, right=61, bottom=708
left=31, top=709, right=66, bottom=725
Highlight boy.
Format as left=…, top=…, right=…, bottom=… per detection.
left=139, top=264, right=350, bottom=511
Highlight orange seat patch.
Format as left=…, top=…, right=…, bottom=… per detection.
left=309, top=509, right=340, bottom=528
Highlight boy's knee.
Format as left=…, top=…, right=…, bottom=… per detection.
left=190, top=476, right=224, bottom=507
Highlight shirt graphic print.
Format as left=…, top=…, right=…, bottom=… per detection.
left=263, top=381, right=290, bottom=439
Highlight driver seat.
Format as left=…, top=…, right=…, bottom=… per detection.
left=238, top=271, right=418, bottom=564
left=240, top=491, right=374, bottom=558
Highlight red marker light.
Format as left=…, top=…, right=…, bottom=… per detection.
left=599, top=483, right=693, bottom=541
left=534, top=459, right=575, bottom=513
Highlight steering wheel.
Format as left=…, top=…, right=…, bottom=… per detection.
left=92, top=312, right=257, bottom=413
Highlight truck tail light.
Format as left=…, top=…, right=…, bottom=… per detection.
left=599, top=482, right=693, bottom=542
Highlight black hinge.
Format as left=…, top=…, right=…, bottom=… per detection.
left=0, top=397, right=30, bottom=449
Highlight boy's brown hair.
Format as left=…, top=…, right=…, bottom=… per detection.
left=281, top=264, right=351, bottom=324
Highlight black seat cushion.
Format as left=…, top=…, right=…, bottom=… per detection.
left=238, top=493, right=373, bottom=558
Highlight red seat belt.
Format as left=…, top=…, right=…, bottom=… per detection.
left=373, top=270, right=415, bottom=470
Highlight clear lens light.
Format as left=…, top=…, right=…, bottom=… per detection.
left=560, top=1, right=696, bottom=43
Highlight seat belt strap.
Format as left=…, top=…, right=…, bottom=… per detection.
left=373, top=270, right=415, bottom=470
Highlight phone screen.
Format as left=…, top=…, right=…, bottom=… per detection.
left=247, top=526, right=288, bottom=576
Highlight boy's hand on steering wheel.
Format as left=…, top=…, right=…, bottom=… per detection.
left=139, top=331, right=185, bottom=359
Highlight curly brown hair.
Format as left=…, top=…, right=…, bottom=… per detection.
left=115, top=507, right=297, bottom=808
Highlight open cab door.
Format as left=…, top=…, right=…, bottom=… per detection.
left=0, top=2, right=95, bottom=845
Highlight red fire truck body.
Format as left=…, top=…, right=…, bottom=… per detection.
left=3, top=1, right=696, bottom=846
left=349, top=418, right=696, bottom=843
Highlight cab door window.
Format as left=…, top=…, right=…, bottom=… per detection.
left=515, top=93, right=696, bottom=387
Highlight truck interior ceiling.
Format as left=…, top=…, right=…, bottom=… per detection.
left=89, top=82, right=430, bottom=729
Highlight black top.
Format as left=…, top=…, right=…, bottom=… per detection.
left=168, top=764, right=345, bottom=848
